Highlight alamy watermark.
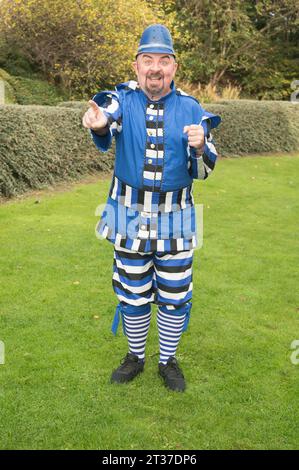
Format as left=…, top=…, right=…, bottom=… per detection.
left=94, top=202, right=204, bottom=250
left=0, top=341, right=4, bottom=365
left=290, top=340, right=299, bottom=365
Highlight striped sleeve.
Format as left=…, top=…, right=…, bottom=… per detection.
left=188, top=132, right=218, bottom=180
left=89, top=90, right=122, bottom=152
left=188, top=108, right=221, bottom=180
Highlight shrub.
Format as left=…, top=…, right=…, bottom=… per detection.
left=176, top=80, right=241, bottom=103
left=206, top=100, right=299, bottom=156
left=0, top=68, right=68, bottom=105
left=0, top=100, right=298, bottom=198
left=0, top=68, right=16, bottom=103
left=0, top=104, right=114, bottom=198
left=7, top=76, right=68, bottom=105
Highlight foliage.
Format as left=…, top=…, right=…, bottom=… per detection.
left=176, top=80, right=241, bottom=103
left=0, top=0, right=156, bottom=98
left=1, top=99, right=298, bottom=197
left=0, top=68, right=16, bottom=103
left=0, top=0, right=298, bottom=101
left=8, top=76, right=68, bottom=105
left=160, top=0, right=299, bottom=100
left=0, top=68, right=68, bottom=105
left=0, top=103, right=114, bottom=197
left=57, top=101, right=87, bottom=109
left=206, top=100, right=299, bottom=156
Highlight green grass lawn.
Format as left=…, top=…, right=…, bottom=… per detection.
left=0, top=155, right=299, bottom=450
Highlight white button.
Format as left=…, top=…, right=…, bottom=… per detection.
left=149, top=104, right=154, bottom=109
left=149, top=116, right=154, bottom=121
left=141, top=225, right=146, bottom=230
left=148, top=159, right=152, bottom=164
left=150, top=144, right=155, bottom=149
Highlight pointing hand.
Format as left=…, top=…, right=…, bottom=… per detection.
left=82, top=100, right=108, bottom=130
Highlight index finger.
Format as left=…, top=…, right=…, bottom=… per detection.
left=88, top=100, right=99, bottom=111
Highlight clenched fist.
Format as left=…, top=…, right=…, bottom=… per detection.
left=183, top=124, right=205, bottom=154
left=82, top=100, right=108, bottom=131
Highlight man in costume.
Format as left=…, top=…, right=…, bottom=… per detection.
left=82, top=24, right=221, bottom=392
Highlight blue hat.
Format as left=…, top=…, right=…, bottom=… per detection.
left=136, top=24, right=175, bottom=57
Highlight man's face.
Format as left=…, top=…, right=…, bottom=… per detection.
left=132, top=53, right=178, bottom=99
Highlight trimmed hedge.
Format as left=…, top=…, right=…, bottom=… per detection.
left=0, top=100, right=298, bottom=198
left=58, top=99, right=299, bottom=156
left=0, top=104, right=114, bottom=197
left=206, top=100, right=299, bottom=156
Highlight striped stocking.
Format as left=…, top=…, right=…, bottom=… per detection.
left=123, top=310, right=152, bottom=361
left=157, top=306, right=186, bottom=364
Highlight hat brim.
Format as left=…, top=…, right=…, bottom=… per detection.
left=136, top=45, right=175, bottom=57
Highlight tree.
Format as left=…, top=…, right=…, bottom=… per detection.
left=161, top=0, right=299, bottom=99
left=0, top=0, right=156, bottom=98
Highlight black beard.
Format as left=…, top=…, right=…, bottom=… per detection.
left=145, top=77, right=164, bottom=97
left=145, top=87, right=163, bottom=98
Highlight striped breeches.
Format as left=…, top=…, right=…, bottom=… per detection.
left=111, top=245, right=193, bottom=335
left=113, top=245, right=193, bottom=306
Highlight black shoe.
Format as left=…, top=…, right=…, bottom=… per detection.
left=158, top=356, right=186, bottom=392
left=111, top=352, right=145, bottom=384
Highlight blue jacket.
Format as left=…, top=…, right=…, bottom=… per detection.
left=91, top=81, right=221, bottom=191
left=89, top=80, right=221, bottom=253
